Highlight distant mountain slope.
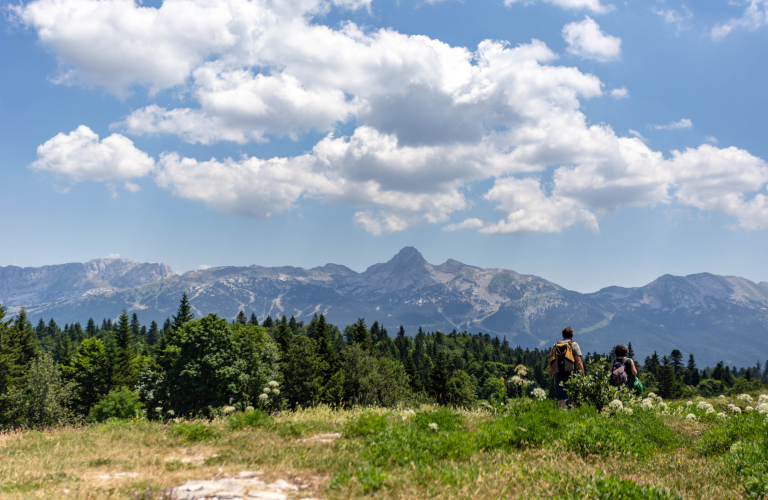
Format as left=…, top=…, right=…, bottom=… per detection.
left=0, top=259, right=175, bottom=306
left=3, top=249, right=767, bottom=366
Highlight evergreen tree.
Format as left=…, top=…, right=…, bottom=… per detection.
left=235, top=310, right=247, bottom=325
left=63, top=337, right=111, bottom=416
left=36, top=318, right=46, bottom=340
left=351, top=318, right=371, bottom=351
left=274, top=319, right=294, bottom=354
left=147, top=320, right=159, bottom=346
left=370, top=321, right=381, bottom=345
left=403, top=352, right=420, bottom=391
left=172, top=293, right=194, bottom=329
left=685, top=354, right=700, bottom=386
left=657, top=356, right=680, bottom=399
left=644, top=351, right=660, bottom=376
left=111, top=309, right=136, bottom=388
left=47, top=318, right=61, bottom=339
left=282, top=336, right=324, bottom=407
left=395, top=326, right=408, bottom=361
left=249, top=313, right=259, bottom=326
left=139, top=325, right=147, bottom=342
left=627, top=342, right=634, bottom=359
left=670, top=349, right=683, bottom=377
left=10, top=308, right=38, bottom=373
left=262, top=315, right=273, bottom=328
left=162, top=318, right=172, bottom=336
left=86, top=318, right=98, bottom=337
left=0, top=303, right=15, bottom=397
left=314, top=314, right=339, bottom=374
left=288, top=315, right=298, bottom=333
left=130, top=313, right=141, bottom=340
left=429, top=351, right=449, bottom=402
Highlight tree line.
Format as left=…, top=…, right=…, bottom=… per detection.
left=1, top=295, right=766, bottom=427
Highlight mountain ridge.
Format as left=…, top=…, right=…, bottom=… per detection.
left=2, top=248, right=767, bottom=366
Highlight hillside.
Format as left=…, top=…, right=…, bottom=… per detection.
left=3, top=248, right=768, bottom=366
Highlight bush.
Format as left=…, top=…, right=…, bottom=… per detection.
left=170, top=421, right=217, bottom=441
left=561, top=473, right=682, bottom=500
left=697, top=379, right=724, bottom=397
left=228, top=408, right=271, bottom=430
left=88, top=387, right=144, bottom=422
left=563, top=357, right=632, bottom=409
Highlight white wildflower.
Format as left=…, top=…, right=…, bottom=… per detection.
left=730, top=441, right=742, bottom=453
left=272, top=389, right=280, bottom=395
left=686, top=401, right=694, bottom=407
left=515, top=365, right=528, bottom=377
left=223, top=406, right=236, bottom=415
left=268, top=381, right=279, bottom=388
left=737, top=394, right=753, bottom=402
left=696, top=401, right=709, bottom=410
left=716, top=412, right=728, bottom=421
left=428, top=423, right=439, bottom=432
left=245, top=406, right=255, bottom=412
left=745, top=406, right=754, bottom=412
left=718, top=395, right=726, bottom=399
left=155, top=407, right=163, bottom=413
left=658, top=402, right=668, bottom=411
left=258, top=393, right=268, bottom=401
left=726, top=404, right=741, bottom=414
left=263, top=387, right=271, bottom=394
left=510, top=375, right=523, bottom=386
left=642, top=400, right=654, bottom=411
left=623, top=407, right=633, bottom=415
left=531, top=388, right=547, bottom=401
left=758, top=394, right=768, bottom=403
left=706, top=406, right=716, bottom=415
left=685, top=413, right=697, bottom=421
left=756, top=403, right=768, bottom=415
left=167, top=410, right=175, bottom=416
left=608, top=400, right=624, bottom=412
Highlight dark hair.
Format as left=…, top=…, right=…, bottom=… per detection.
left=562, top=326, right=574, bottom=339
left=614, top=344, right=628, bottom=357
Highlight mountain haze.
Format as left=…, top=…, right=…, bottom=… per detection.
left=2, top=248, right=767, bottom=367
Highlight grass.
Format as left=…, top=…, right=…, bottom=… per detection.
left=0, top=398, right=764, bottom=499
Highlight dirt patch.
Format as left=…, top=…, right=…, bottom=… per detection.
left=298, top=433, right=340, bottom=444
left=167, top=471, right=321, bottom=499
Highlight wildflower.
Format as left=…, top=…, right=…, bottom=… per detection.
left=730, top=441, right=742, bottom=453
left=726, top=404, right=741, bottom=414
left=272, top=389, right=280, bottom=395
left=705, top=407, right=716, bottom=415
left=268, top=381, right=279, bottom=388
left=745, top=406, right=754, bottom=412
left=696, top=401, right=709, bottom=411
left=258, top=394, right=268, bottom=401
left=428, top=423, right=439, bottom=432
left=222, top=406, right=236, bottom=415
left=736, top=394, right=753, bottom=403
left=514, top=365, right=528, bottom=377
left=167, top=410, right=175, bottom=416
left=642, top=400, right=654, bottom=411
left=531, top=388, right=547, bottom=401
left=263, top=388, right=271, bottom=394
left=155, top=407, right=163, bottom=413
left=686, top=401, right=694, bottom=407
left=756, top=403, right=768, bottom=415
left=685, top=414, right=696, bottom=422
left=758, top=394, right=768, bottom=404
left=716, top=412, right=728, bottom=421
left=623, top=407, right=633, bottom=415
left=608, top=400, right=624, bottom=412
left=718, top=395, right=726, bottom=399
left=245, top=406, right=255, bottom=412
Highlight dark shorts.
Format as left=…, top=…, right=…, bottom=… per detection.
left=554, top=373, right=570, bottom=400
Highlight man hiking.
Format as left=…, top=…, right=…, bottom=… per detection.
left=549, top=326, right=584, bottom=408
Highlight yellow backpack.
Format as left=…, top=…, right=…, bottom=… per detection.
left=549, top=340, right=576, bottom=377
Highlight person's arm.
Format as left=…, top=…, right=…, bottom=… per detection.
left=576, top=356, right=585, bottom=376
left=630, top=359, right=638, bottom=376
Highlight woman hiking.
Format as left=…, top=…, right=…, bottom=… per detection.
left=610, top=343, right=638, bottom=392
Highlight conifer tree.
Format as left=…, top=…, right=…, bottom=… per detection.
left=314, top=314, right=338, bottom=373
left=404, top=352, right=420, bottom=391
left=352, top=318, right=371, bottom=351
left=274, top=319, right=294, bottom=354
left=162, top=318, right=172, bottom=335
left=86, top=318, right=98, bottom=337
left=249, top=313, right=259, bottom=326
left=627, top=342, right=634, bottom=359
left=235, top=310, right=247, bottom=325
left=395, top=325, right=408, bottom=361
left=288, top=315, right=298, bottom=333
left=429, top=351, right=449, bottom=402
left=11, top=308, right=38, bottom=372
left=172, top=293, right=195, bottom=329
left=130, top=313, right=141, bottom=340
left=111, top=309, right=135, bottom=388
left=36, top=318, right=46, bottom=340
left=147, top=320, right=159, bottom=346
left=262, top=315, right=273, bottom=328
left=657, top=356, right=679, bottom=399
left=370, top=321, right=381, bottom=344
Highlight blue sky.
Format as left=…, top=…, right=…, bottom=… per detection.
left=1, top=0, right=767, bottom=292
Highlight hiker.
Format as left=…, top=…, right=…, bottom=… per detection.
left=549, top=326, right=584, bottom=408
left=609, top=343, right=637, bottom=392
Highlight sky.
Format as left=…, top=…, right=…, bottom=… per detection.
left=1, top=0, right=767, bottom=293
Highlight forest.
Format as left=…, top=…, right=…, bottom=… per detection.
left=1, top=293, right=766, bottom=427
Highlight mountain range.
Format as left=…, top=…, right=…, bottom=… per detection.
left=2, top=247, right=767, bottom=367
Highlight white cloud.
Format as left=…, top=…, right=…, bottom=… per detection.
left=504, top=0, right=614, bottom=14
left=712, top=0, right=768, bottom=40
left=653, top=6, right=693, bottom=32
left=124, top=181, right=141, bottom=192
left=197, top=264, right=212, bottom=270
left=628, top=129, right=647, bottom=142
left=610, top=87, right=629, bottom=99
left=705, top=136, right=719, bottom=144
left=562, top=17, right=622, bottom=62
left=107, top=253, right=121, bottom=259
left=442, top=218, right=486, bottom=231
left=649, top=118, right=693, bottom=130
left=30, top=125, right=155, bottom=183
left=18, top=0, right=768, bottom=235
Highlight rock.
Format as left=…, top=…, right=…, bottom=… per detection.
left=168, top=475, right=306, bottom=500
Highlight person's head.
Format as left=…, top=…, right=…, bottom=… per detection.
left=614, top=344, right=628, bottom=358
left=562, top=326, right=574, bottom=339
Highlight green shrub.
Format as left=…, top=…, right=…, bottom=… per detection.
left=561, top=473, right=682, bottom=500
left=88, top=387, right=144, bottom=422
left=170, top=421, right=217, bottom=442
left=695, top=412, right=766, bottom=456
left=344, top=412, right=389, bottom=437
left=228, top=409, right=270, bottom=430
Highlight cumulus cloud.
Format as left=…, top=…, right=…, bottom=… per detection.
left=650, top=118, right=693, bottom=130
left=563, top=17, right=621, bottom=62
left=610, top=87, right=629, bottom=99
left=30, top=125, right=154, bottom=183
left=712, top=0, right=768, bottom=40
left=18, top=0, right=768, bottom=234
left=504, top=0, right=614, bottom=14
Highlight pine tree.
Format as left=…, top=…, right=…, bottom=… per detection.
left=162, top=318, right=172, bottom=335
left=314, top=314, right=339, bottom=374
left=11, top=308, right=38, bottom=371
left=429, top=351, right=449, bottom=402
left=395, top=325, right=408, bottom=361
left=86, top=318, right=98, bottom=337
left=685, top=354, right=700, bottom=386
left=670, top=349, right=683, bottom=378
left=112, top=309, right=135, bottom=388
left=657, top=356, right=680, bottom=399
left=352, top=318, right=371, bottom=351
left=262, top=315, right=273, bottom=328
left=288, top=315, right=298, bottom=333
left=235, top=310, right=247, bottom=325
left=370, top=321, right=381, bottom=345
left=36, top=318, right=47, bottom=340
left=627, top=342, right=634, bottom=359
left=404, top=352, right=420, bottom=391
left=172, top=293, right=194, bottom=329
left=249, top=313, right=259, bottom=326
left=274, top=319, right=294, bottom=354
left=130, top=313, right=141, bottom=340
left=147, top=320, right=159, bottom=346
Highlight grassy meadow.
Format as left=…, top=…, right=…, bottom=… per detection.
left=2, top=394, right=767, bottom=499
